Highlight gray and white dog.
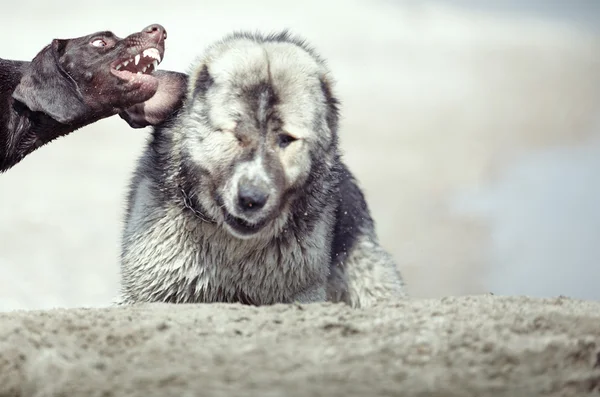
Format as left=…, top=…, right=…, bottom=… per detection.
left=117, top=31, right=406, bottom=308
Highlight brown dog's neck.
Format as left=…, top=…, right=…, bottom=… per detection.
left=0, top=98, right=81, bottom=172
left=0, top=59, right=66, bottom=171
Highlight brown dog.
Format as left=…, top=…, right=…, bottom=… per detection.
left=0, top=24, right=184, bottom=172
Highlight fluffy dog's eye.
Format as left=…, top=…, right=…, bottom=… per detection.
left=91, top=39, right=107, bottom=47
left=278, top=133, right=297, bottom=148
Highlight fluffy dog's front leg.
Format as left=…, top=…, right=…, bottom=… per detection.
left=328, top=231, right=407, bottom=309
left=292, top=284, right=327, bottom=304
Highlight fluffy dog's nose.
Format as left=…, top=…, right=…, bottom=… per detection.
left=238, top=185, right=269, bottom=211
left=143, top=24, right=167, bottom=42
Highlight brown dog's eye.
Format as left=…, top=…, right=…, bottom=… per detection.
left=278, top=133, right=297, bottom=149
left=91, top=39, right=107, bottom=47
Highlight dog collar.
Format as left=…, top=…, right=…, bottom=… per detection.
left=178, top=185, right=216, bottom=224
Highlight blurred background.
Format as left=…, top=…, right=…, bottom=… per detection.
left=1, top=0, right=599, bottom=311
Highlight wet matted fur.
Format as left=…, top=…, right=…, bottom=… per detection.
left=118, top=31, right=406, bottom=308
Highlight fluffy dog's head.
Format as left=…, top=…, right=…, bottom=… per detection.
left=177, top=31, right=340, bottom=239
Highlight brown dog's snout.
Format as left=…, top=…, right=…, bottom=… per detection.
left=143, top=24, right=167, bottom=42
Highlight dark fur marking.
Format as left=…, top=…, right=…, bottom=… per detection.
left=330, top=162, right=374, bottom=266
left=241, top=82, right=279, bottom=134
left=193, top=64, right=214, bottom=99
left=319, top=76, right=340, bottom=134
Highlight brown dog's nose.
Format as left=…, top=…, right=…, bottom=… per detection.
left=143, top=24, right=167, bottom=42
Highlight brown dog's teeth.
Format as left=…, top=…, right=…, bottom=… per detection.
left=114, top=52, right=160, bottom=75
left=142, top=48, right=162, bottom=63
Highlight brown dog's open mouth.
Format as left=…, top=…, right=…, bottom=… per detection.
left=110, top=47, right=162, bottom=81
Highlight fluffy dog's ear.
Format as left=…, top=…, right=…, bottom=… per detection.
left=12, top=39, right=89, bottom=125
left=119, top=70, right=188, bottom=128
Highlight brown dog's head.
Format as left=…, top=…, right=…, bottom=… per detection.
left=13, top=24, right=168, bottom=125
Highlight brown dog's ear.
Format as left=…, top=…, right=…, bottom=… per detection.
left=119, top=70, right=188, bottom=128
left=12, top=39, right=89, bottom=125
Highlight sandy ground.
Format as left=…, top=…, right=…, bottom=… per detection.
left=1, top=295, right=599, bottom=396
